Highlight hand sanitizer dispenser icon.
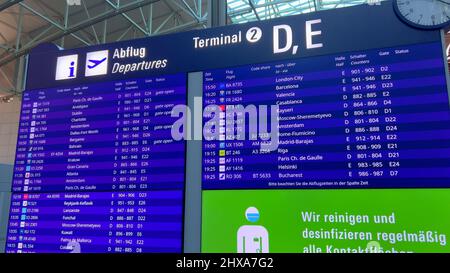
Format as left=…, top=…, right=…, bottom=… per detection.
left=237, top=207, right=269, bottom=253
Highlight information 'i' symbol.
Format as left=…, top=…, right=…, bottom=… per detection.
left=69, top=61, right=76, bottom=78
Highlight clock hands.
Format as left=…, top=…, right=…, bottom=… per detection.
left=436, top=0, right=450, bottom=5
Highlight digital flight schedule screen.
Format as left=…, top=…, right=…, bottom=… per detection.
left=202, top=42, right=450, bottom=190
left=201, top=42, right=450, bottom=253
left=5, top=74, right=186, bottom=253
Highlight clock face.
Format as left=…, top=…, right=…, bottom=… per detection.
left=394, top=0, right=450, bottom=29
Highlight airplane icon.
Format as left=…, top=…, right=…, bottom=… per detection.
left=85, top=50, right=108, bottom=77
left=87, top=57, right=107, bottom=69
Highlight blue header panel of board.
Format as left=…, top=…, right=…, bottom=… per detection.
left=26, top=1, right=440, bottom=90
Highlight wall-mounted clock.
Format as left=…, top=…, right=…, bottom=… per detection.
left=393, top=0, right=450, bottom=29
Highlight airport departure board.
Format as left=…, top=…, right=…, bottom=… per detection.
left=201, top=41, right=450, bottom=253
left=5, top=74, right=186, bottom=253
left=4, top=1, right=450, bottom=254
left=202, top=42, right=450, bottom=190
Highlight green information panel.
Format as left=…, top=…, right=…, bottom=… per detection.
left=202, top=189, right=450, bottom=253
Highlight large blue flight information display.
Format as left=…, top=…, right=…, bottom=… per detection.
left=3, top=1, right=450, bottom=254
left=5, top=74, right=186, bottom=253
left=203, top=42, right=450, bottom=190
